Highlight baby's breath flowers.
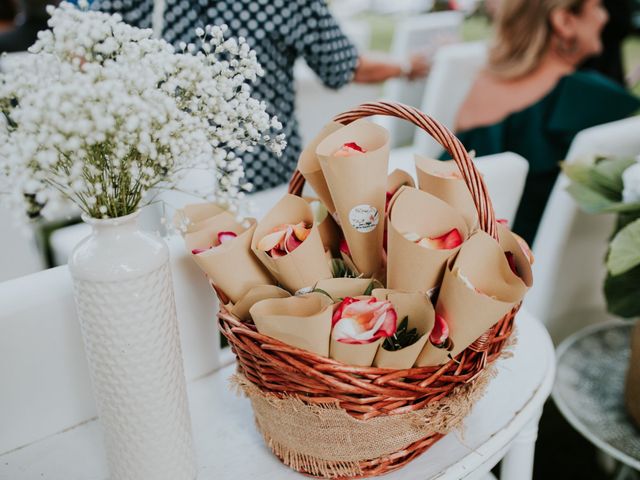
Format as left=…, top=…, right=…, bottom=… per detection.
left=0, top=2, right=285, bottom=220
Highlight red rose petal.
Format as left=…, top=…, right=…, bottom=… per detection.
left=217, top=231, right=237, bottom=245
left=430, top=314, right=449, bottom=347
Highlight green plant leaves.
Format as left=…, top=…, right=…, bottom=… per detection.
left=607, top=218, right=640, bottom=276
left=604, top=264, right=640, bottom=318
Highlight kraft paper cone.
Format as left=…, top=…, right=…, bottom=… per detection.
left=386, top=169, right=416, bottom=200
left=372, top=291, right=434, bottom=369
left=314, top=278, right=375, bottom=301
left=415, top=155, right=478, bottom=231
left=184, top=211, right=243, bottom=253
left=189, top=218, right=274, bottom=303
left=175, top=202, right=228, bottom=233
left=297, top=122, right=343, bottom=213
left=252, top=194, right=333, bottom=294
left=387, top=186, right=469, bottom=293
left=419, top=231, right=526, bottom=366
left=250, top=293, right=334, bottom=356
left=330, top=336, right=383, bottom=368
left=497, top=223, right=533, bottom=289
left=306, top=197, right=341, bottom=256
left=231, top=285, right=291, bottom=322
left=316, top=119, right=390, bottom=277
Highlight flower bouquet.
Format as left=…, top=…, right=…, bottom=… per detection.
left=183, top=102, right=533, bottom=478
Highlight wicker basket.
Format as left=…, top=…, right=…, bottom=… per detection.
left=218, top=101, right=518, bottom=478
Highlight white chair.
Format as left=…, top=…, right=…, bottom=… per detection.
left=414, top=41, right=488, bottom=157
left=385, top=41, right=487, bottom=163
left=379, top=11, right=464, bottom=147
left=0, top=257, right=554, bottom=479
left=523, top=116, right=640, bottom=343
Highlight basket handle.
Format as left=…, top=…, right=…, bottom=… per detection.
left=287, top=101, right=498, bottom=239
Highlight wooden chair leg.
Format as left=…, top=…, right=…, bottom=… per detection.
left=500, top=408, right=542, bottom=480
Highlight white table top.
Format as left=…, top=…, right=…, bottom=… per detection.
left=0, top=309, right=554, bottom=479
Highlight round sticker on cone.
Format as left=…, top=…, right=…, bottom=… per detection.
left=348, top=204, right=379, bottom=233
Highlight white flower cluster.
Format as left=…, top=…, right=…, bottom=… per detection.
left=622, top=158, right=640, bottom=204
left=0, top=2, right=285, bottom=220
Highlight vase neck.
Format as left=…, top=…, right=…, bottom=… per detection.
left=83, top=211, right=141, bottom=237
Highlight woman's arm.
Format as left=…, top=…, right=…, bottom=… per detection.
left=353, top=53, right=429, bottom=84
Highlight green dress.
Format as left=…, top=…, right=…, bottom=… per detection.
left=442, top=71, right=640, bottom=245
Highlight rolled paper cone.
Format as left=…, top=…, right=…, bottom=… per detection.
left=250, top=293, right=334, bottom=357
left=252, top=194, right=333, bottom=294
left=189, top=219, right=274, bottom=303
left=387, top=186, right=469, bottom=293
left=174, top=202, right=228, bottom=233
left=231, top=285, right=291, bottom=322
left=415, top=155, right=478, bottom=231
left=497, top=223, right=533, bottom=289
left=297, top=122, right=344, bottom=213
left=386, top=169, right=416, bottom=200
left=183, top=211, right=242, bottom=254
left=314, top=278, right=374, bottom=301
left=316, top=119, right=390, bottom=277
left=305, top=197, right=341, bottom=255
left=330, top=336, right=383, bottom=367
left=420, top=231, right=526, bottom=366
left=373, top=291, right=434, bottom=369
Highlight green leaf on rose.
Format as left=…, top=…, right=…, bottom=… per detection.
left=383, top=316, right=420, bottom=351
left=331, top=258, right=357, bottom=278
left=565, top=183, right=640, bottom=215
left=607, top=218, right=640, bottom=276
left=591, top=157, right=637, bottom=196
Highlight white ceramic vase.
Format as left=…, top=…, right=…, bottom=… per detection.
left=68, top=211, right=197, bottom=480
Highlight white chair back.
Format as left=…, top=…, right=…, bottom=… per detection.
left=414, top=41, right=487, bottom=157
left=523, top=116, right=640, bottom=342
left=0, top=206, right=44, bottom=282
left=380, top=11, right=464, bottom=147
left=0, top=237, right=221, bottom=454
left=389, top=150, right=529, bottom=227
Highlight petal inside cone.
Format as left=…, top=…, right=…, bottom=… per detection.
left=415, top=228, right=463, bottom=250
left=333, top=298, right=397, bottom=343
left=258, top=229, right=287, bottom=252
left=217, top=231, right=237, bottom=245
left=430, top=313, right=449, bottom=346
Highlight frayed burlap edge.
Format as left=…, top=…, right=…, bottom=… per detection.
left=230, top=332, right=517, bottom=479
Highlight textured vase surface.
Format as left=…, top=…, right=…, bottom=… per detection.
left=69, top=211, right=196, bottom=480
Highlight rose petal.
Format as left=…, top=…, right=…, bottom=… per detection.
left=497, top=218, right=508, bottom=226
left=430, top=313, right=449, bottom=347
left=191, top=246, right=212, bottom=255
left=258, top=229, right=287, bottom=252
left=505, top=251, right=518, bottom=276
left=269, top=247, right=287, bottom=258
left=217, top=231, right=237, bottom=245
left=284, top=226, right=303, bottom=253
left=403, top=232, right=421, bottom=242
left=339, top=238, right=350, bottom=255
left=293, top=222, right=311, bottom=241
left=419, top=228, right=463, bottom=250
left=344, top=142, right=366, bottom=153
left=332, top=297, right=358, bottom=325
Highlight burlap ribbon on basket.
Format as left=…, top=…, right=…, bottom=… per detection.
left=231, top=367, right=495, bottom=479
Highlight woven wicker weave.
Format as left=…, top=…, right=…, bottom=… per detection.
left=218, top=101, right=518, bottom=478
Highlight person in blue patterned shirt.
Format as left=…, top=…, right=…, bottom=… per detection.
left=93, top=0, right=427, bottom=191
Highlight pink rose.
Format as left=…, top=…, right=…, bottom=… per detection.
left=332, top=297, right=397, bottom=344
left=430, top=313, right=450, bottom=348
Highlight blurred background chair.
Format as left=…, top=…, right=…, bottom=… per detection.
left=378, top=11, right=464, bottom=147
left=523, top=116, right=640, bottom=344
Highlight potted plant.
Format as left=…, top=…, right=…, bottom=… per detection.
left=563, top=156, right=640, bottom=426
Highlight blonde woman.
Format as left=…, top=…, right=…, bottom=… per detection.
left=451, top=0, right=640, bottom=244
